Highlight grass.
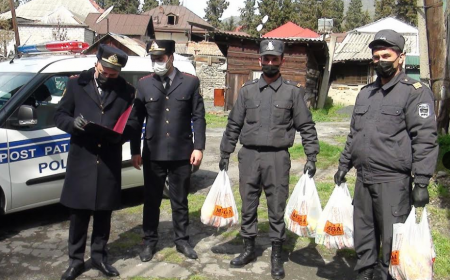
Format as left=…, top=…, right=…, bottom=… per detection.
left=129, top=276, right=207, bottom=280
left=109, top=231, right=141, bottom=251
left=155, top=247, right=184, bottom=264
left=289, top=141, right=344, bottom=169
left=205, top=113, right=228, bottom=128
left=436, top=134, right=450, bottom=172
left=310, top=98, right=350, bottom=122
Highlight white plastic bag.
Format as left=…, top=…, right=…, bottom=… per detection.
left=284, top=174, right=322, bottom=237
left=201, top=170, right=239, bottom=228
left=389, top=207, right=435, bottom=280
left=315, top=183, right=354, bottom=249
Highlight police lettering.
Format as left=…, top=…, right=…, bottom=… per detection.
left=44, top=143, right=68, bottom=155
left=0, top=149, right=36, bottom=163
left=38, top=159, right=67, bottom=173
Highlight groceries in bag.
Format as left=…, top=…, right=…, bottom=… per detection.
left=389, top=207, right=436, bottom=280
left=315, top=183, right=354, bottom=249
left=201, top=170, right=239, bottom=228
left=285, top=174, right=322, bottom=237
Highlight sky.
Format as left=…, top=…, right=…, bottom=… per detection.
left=182, top=0, right=245, bottom=20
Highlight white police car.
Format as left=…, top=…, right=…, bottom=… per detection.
left=0, top=43, right=196, bottom=214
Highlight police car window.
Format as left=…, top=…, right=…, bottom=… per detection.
left=120, top=72, right=151, bottom=87
left=0, top=72, right=34, bottom=110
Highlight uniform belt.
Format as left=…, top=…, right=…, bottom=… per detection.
left=244, top=146, right=287, bottom=152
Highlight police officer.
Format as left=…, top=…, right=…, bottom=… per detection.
left=334, top=30, right=438, bottom=280
left=54, top=45, right=135, bottom=280
left=128, top=40, right=206, bottom=262
left=219, top=40, right=319, bottom=280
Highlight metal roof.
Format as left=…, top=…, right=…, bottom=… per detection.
left=353, top=17, right=418, bottom=34
left=333, top=33, right=419, bottom=62
left=175, top=41, right=223, bottom=57
left=143, top=5, right=214, bottom=32
left=213, top=31, right=324, bottom=42
left=84, top=13, right=152, bottom=36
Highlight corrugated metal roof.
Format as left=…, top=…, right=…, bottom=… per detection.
left=353, top=17, right=418, bottom=34
left=0, top=0, right=102, bottom=22
left=333, top=33, right=418, bottom=62
left=213, top=31, right=324, bottom=42
left=143, top=5, right=214, bottom=32
left=84, top=13, right=151, bottom=36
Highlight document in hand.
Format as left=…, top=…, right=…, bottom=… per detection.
left=84, top=105, right=133, bottom=143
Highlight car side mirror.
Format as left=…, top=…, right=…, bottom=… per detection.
left=9, top=105, right=37, bottom=127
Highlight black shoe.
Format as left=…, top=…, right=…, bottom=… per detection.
left=61, top=263, right=84, bottom=280
left=91, top=260, right=119, bottom=277
left=139, top=244, right=157, bottom=262
left=230, top=237, right=256, bottom=268
left=175, top=243, right=198, bottom=259
left=356, top=266, right=374, bottom=280
left=271, top=241, right=285, bottom=280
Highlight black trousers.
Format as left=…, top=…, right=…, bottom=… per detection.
left=67, top=208, right=112, bottom=266
left=238, top=147, right=291, bottom=242
left=142, top=159, right=191, bottom=246
left=353, top=176, right=412, bottom=280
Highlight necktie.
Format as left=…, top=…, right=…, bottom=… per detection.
left=164, top=76, right=171, bottom=92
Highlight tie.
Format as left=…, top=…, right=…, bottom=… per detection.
left=164, top=76, right=171, bottom=92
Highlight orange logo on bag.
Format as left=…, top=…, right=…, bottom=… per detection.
left=391, top=250, right=400, bottom=265
left=213, top=205, right=234, bottom=218
left=290, top=210, right=308, bottom=226
left=324, top=221, right=344, bottom=236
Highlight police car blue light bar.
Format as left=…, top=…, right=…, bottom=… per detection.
left=18, top=41, right=90, bottom=54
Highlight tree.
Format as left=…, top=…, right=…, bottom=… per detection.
left=239, top=0, right=257, bottom=36
left=320, top=0, right=344, bottom=32
left=142, top=0, right=159, bottom=12
left=204, top=0, right=229, bottom=28
left=374, top=0, right=395, bottom=21
left=221, top=17, right=237, bottom=31
left=362, top=9, right=372, bottom=25
left=395, top=0, right=417, bottom=26
left=104, top=0, right=140, bottom=14
left=1, top=0, right=19, bottom=13
left=161, top=0, right=180, bottom=5
left=256, top=0, right=281, bottom=33
left=344, top=0, right=365, bottom=31
left=298, top=0, right=320, bottom=30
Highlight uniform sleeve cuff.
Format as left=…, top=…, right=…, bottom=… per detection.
left=221, top=152, right=230, bottom=159
left=414, top=175, right=430, bottom=185
left=338, top=165, right=349, bottom=173
left=306, top=154, right=317, bottom=162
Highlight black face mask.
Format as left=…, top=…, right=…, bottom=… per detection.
left=262, top=65, right=280, bottom=78
left=374, top=60, right=398, bottom=78
left=96, top=73, right=115, bottom=89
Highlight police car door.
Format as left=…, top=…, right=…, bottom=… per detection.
left=5, top=75, right=70, bottom=210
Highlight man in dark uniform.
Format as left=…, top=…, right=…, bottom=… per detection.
left=54, top=45, right=135, bottom=280
left=334, top=30, right=438, bottom=280
left=219, top=40, right=320, bottom=280
left=128, top=40, right=206, bottom=262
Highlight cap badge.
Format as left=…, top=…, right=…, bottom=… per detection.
left=103, top=54, right=121, bottom=66
left=149, top=41, right=165, bottom=52
left=379, top=36, right=386, bottom=40
left=266, top=41, right=275, bottom=51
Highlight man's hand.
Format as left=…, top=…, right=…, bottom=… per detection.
left=334, top=169, right=347, bottom=186
left=73, top=116, right=88, bottom=131
left=131, top=154, right=142, bottom=170
left=190, top=150, right=203, bottom=166
left=412, top=184, right=429, bottom=207
left=304, top=161, right=316, bottom=177
left=219, top=157, right=229, bottom=171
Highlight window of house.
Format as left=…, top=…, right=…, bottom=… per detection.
left=168, top=15, right=176, bottom=25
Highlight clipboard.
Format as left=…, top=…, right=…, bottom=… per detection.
left=84, top=105, right=133, bottom=143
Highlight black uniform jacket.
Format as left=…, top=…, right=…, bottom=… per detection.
left=339, top=71, right=438, bottom=185
left=54, top=68, right=135, bottom=210
left=220, top=75, right=319, bottom=161
left=129, top=68, right=206, bottom=160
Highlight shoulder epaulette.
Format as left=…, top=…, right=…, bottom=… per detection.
left=139, top=73, right=154, bottom=81
left=400, top=77, right=423, bottom=90
left=361, top=81, right=376, bottom=90
left=69, top=74, right=79, bottom=79
left=182, top=72, right=196, bottom=77
left=283, top=80, right=302, bottom=88
left=242, top=79, right=258, bottom=88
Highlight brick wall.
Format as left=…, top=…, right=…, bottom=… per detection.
left=196, top=61, right=226, bottom=100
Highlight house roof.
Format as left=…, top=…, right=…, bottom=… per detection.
left=0, top=0, right=103, bottom=23
left=40, top=6, right=81, bottom=25
left=175, top=41, right=223, bottom=57
left=143, top=5, right=214, bottom=32
left=333, top=32, right=418, bottom=62
left=214, top=30, right=323, bottom=42
left=84, top=13, right=152, bottom=36
left=352, top=17, right=418, bottom=34
left=263, top=21, right=320, bottom=38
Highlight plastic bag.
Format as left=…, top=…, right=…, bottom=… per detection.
left=201, top=170, right=239, bottom=228
left=315, top=183, right=354, bottom=249
left=389, top=207, right=436, bottom=280
left=284, top=174, right=322, bottom=237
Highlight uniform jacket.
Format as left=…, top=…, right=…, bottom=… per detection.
left=129, top=68, right=206, bottom=160
left=220, top=75, right=319, bottom=161
left=339, top=71, right=438, bottom=185
left=54, top=68, right=135, bottom=210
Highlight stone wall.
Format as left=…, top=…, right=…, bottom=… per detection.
left=196, top=61, right=226, bottom=99
left=327, top=83, right=365, bottom=106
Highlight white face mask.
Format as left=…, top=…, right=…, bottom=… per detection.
left=152, top=61, right=169, bottom=76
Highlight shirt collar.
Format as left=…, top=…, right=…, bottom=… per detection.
left=381, top=71, right=405, bottom=91
left=165, top=68, right=176, bottom=82
left=258, top=74, right=283, bottom=91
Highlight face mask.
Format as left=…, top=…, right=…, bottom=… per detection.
left=153, top=56, right=172, bottom=76
left=262, top=64, right=280, bottom=78
left=96, top=72, right=112, bottom=89
left=374, top=59, right=398, bottom=78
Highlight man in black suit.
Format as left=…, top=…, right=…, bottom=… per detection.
left=54, top=45, right=135, bottom=280
left=129, top=39, right=206, bottom=262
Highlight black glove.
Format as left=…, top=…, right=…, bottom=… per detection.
left=219, top=157, right=229, bottom=171
left=334, top=169, right=347, bottom=186
left=304, top=160, right=316, bottom=177
left=73, top=116, right=88, bottom=131
left=412, top=184, right=429, bottom=207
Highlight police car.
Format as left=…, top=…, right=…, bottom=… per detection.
left=0, top=42, right=196, bottom=214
